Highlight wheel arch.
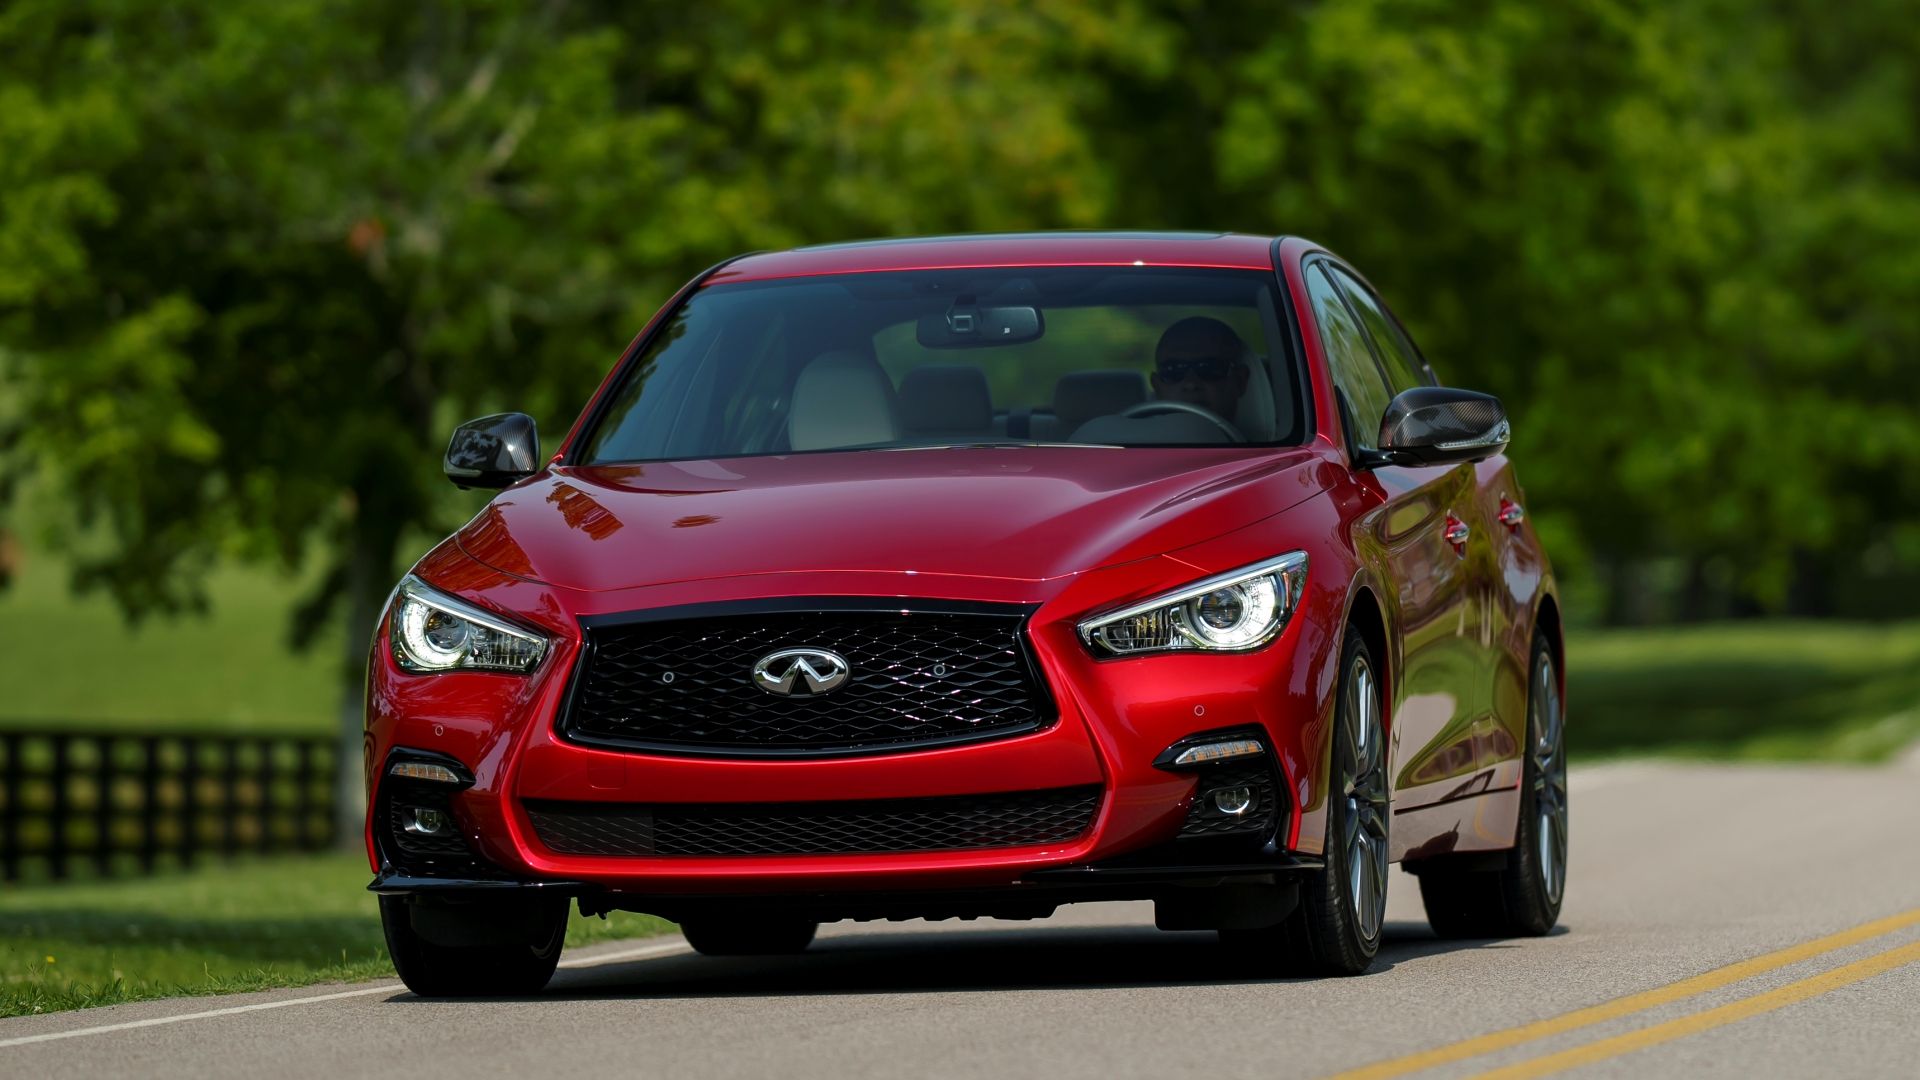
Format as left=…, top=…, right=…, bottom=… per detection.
left=1533, top=590, right=1566, bottom=707
left=1339, top=577, right=1393, bottom=746
left=1292, top=566, right=1396, bottom=857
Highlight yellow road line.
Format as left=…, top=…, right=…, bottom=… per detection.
left=1327, top=907, right=1920, bottom=1080
left=1472, top=938, right=1920, bottom=1079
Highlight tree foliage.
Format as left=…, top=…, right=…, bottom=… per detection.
left=2, top=0, right=1916, bottom=641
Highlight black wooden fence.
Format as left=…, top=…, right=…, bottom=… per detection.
left=0, top=728, right=337, bottom=882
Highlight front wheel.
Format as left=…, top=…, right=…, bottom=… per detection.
left=1417, top=631, right=1567, bottom=937
left=379, top=895, right=568, bottom=997
left=1222, top=626, right=1388, bottom=976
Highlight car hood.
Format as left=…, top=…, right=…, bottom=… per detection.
left=455, top=446, right=1326, bottom=593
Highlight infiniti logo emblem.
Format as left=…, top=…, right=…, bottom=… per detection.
left=751, top=648, right=851, bottom=697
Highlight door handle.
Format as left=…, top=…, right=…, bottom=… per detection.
left=1497, top=499, right=1526, bottom=531
left=1443, top=515, right=1470, bottom=548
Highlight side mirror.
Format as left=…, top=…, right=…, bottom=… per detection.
left=1372, top=386, right=1509, bottom=467
left=444, top=413, right=540, bottom=489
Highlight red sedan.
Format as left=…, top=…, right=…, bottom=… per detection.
left=366, top=232, right=1567, bottom=994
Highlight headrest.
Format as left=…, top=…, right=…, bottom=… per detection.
left=788, top=350, right=899, bottom=451
left=1235, top=351, right=1278, bottom=441
left=1052, top=370, right=1147, bottom=433
left=898, top=365, right=994, bottom=435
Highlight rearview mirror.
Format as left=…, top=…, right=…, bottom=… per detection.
left=444, top=413, right=540, bottom=489
left=1374, top=387, right=1509, bottom=467
left=915, top=304, right=1043, bottom=348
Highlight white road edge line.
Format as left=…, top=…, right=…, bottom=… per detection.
left=0, top=985, right=402, bottom=1050
left=557, top=940, right=690, bottom=968
left=0, top=939, right=693, bottom=1050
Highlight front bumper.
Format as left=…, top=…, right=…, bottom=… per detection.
left=364, top=549, right=1343, bottom=910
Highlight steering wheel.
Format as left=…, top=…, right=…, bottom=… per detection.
left=1119, top=400, right=1246, bottom=443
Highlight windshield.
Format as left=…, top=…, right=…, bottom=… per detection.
left=577, top=267, right=1306, bottom=464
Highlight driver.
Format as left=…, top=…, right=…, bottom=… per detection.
left=1149, top=316, right=1251, bottom=425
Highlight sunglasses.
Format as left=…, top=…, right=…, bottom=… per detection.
left=1155, top=357, right=1235, bottom=382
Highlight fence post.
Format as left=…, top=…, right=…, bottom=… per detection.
left=141, top=736, right=162, bottom=874
left=1, top=732, right=20, bottom=882
left=293, top=737, right=312, bottom=849
left=94, top=735, right=116, bottom=876
left=256, top=737, right=275, bottom=854
left=220, top=738, right=240, bottom=857
left=49, top=735, right=70, bottom=880
left=321, top=742, right=340, bottom=849
left=178, top=736, right=200, bottom=869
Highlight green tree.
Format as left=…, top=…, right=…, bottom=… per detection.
left=0, top=0, right=1120, bottom=833
left=3, top=0, right=1917, bottom=837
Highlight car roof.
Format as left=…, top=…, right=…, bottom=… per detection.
left=708, top=231, right=1280, bottom=285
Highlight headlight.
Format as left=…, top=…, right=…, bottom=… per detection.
left=1077, top=552, right=1308, bottom=657
left=389, top=576, right=549, bottom=674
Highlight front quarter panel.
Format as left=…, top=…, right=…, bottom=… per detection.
left=1076, top=466, right=1367, bottom=857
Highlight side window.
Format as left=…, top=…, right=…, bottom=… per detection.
left=1331, top=267, right=1433, bottom=393
left=1306, top=265, right=1393, bottom=451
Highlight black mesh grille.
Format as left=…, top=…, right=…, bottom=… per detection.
left=562, top=607, right=1049, bottom=755
left=525, top=786, right=1102, bottom=857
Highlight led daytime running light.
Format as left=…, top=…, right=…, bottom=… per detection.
left=1170, top=738, right=1266, bottom=766
left=1077, top=551, right=1307, bottom=658
left=389, top=577, right=549, bottom=674
left=388, top=761, right=465, bottom=784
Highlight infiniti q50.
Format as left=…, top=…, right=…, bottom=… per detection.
left=365, top=232, right=1567, bottom=995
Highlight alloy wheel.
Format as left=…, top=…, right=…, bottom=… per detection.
left=1342, top=654, right=1390, bottom=945
left=1531, top=649, right=1569, bottom=907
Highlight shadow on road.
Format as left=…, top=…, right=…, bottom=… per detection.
left=396, top=919, right=1561, bottom=1004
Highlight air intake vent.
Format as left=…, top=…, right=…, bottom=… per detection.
left=526, top=786, right=1102, bottom=857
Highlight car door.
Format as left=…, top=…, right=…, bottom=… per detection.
left=1337, top=278, right=1539, bottom=794
left=1303, top=262, right=1486, bottom=857
left=1327, top=265, right=1520, bottom=841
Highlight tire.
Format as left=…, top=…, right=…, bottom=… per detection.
left=1222, top=626, right=1389, bottom=976
left=1417, top=631, right=1567, bottom=938
left=681, top=918, right=819, bottom=957
left=379, top=895, right=568, bottom=997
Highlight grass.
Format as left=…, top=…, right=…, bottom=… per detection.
left=1567, top=619, right=1920, bottom=762
left=0, top=543, right=339, bottom=736
left=0, top=854, right=675, bottom=1018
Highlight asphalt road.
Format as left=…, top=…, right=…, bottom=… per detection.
left=6, top=756, right=1920, bottom=1079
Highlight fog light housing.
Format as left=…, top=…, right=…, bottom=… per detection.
left=402, top=807, right=452, bottom=836
left=1157, top=729, right=1284, bottom=842
left=1210, top=786, right=1255, bottom=816
left=377, top=749, right=494, bottom=876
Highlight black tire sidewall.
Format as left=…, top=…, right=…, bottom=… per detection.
left=1505, top=633, right=1565, bottom=933
left=1334, top=628, right=1387, bottom=957
left=379, top=895, right=568, bottom=997
left=1286, top=626, right=1385, bottom=973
